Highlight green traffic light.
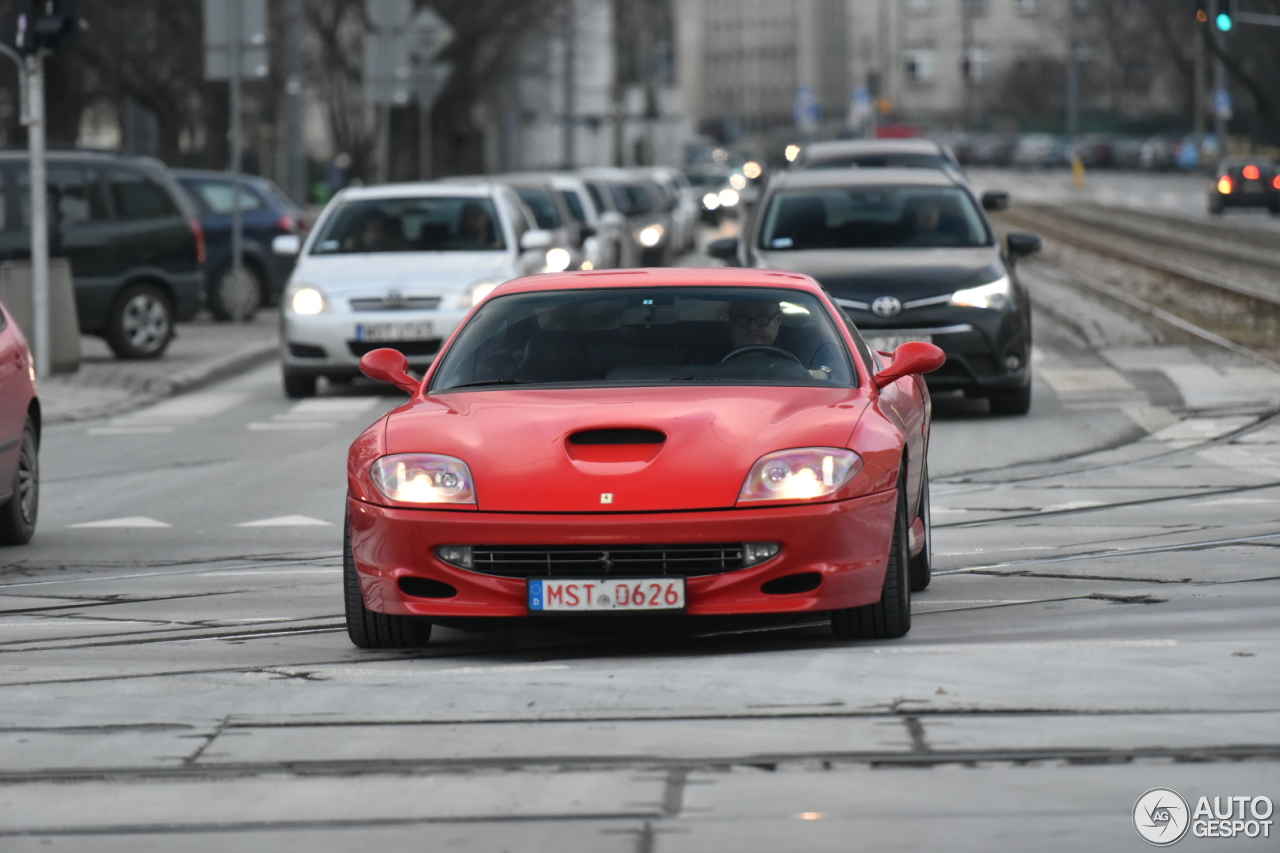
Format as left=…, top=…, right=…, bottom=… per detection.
left=1215, top=11, right=1234, bottom=30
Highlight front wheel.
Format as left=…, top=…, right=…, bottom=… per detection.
left=344, top=514, right=432, bottom=649
left=106, top=284, right=173, bottom=359
left=282, top=371, right=317, bottom=399
left=831, top=471, right=911, bottom=640
left=0, top=415, right=38, bottom=546
left=989, top=384, right=1032, bottom=416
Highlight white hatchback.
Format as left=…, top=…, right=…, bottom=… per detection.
left=274, top=182, right=553, bottom=398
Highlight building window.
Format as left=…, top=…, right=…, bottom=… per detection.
left=1015, top=0, right=1039, bottom=13
left=963, top=0, right=989, bottom=15
left=964, top=47, right=990, bottom=82
left=904, top=48, right=937, bottom=83
left=905, top=0, right=934, bottom=14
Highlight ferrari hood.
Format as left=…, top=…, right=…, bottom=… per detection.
left=384, top=386, right=869, bottom=512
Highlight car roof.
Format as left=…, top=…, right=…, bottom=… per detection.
left=339, top=182, right=500, bottom=200
left=0, top=149, right=166, bottom=169
left=767, top=168, right=962, bottom=190
left=801, top=139, right=942, bottom=159
left=491, top=267, right=822, bottom=299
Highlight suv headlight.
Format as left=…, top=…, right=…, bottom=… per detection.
left=286, top=283, right=330, bottom=315
left=950, top=275, right=1011, bottom=310
left=370, top=454, right=477, bottom=505
left=637, top=224, right=665, bottom=247
left=738, top=448, right=863, bottom=503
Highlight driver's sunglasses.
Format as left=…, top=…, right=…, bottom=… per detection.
left=729, top=311, right=780, bottom=328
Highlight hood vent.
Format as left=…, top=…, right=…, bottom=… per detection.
left=568, top=428, right=666, bottom=446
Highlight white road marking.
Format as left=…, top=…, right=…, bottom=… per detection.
left=67, top=516, right=172, bottom=529
left=234, top=515, right=332, bottom=527
left=875, top=639, right=1177, bottom=654
left=87, top=426, right=176, bottom=436
left=1039, top=368, right=1134, bottom=394
left=1040, top=500, right=1106, bottom=512
left=302, top=664, right=572, bottom=679
left=1190, top=496, right=1279, bottom=507
left=248, top=397, right=383, bottom=431
left=247, top=421, right=336, bottom=431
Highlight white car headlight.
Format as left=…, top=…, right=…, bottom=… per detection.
left=702, top=192, right=721, bottom=211
left=457, top=279, right=502, bottom=309
left=718, top=188, right=740, bottom=208
left=637, top=224, right=665, bottom=247
left=950, top=276, right=1011, bottom=310
left=287, top=284, right=329, bottom=315
left=544, top=247, right=572, bottom=273
left=370, top=454, right=476, bottom=505
left=738, top=448, right=863, bottom=503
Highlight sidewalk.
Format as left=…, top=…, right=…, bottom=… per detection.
left=39, top=310, right=280, bottom=424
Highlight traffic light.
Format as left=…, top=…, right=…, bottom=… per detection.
left=12, top=0, right=80, bottom=55
left=1214, top=0, right=1236, bottom=31
left=1195, top=0, right=1208, bottom=23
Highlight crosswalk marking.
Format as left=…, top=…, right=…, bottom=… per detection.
left=247, top=421, right=336, bottom=431
left=234, top=515, right=332, bottom=527
left=68, top=516, right=172, bottom=529
left=248, top=396, right=383, bottom=431
left=87, top=426, right=176, bottom=436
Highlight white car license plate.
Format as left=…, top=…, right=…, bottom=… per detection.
left=355, top=321, right=435, bottom=342
left=528, top=578, right=685, bottom=612
left=865, top=334, right=932, bottom=352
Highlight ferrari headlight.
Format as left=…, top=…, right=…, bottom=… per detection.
left=287, top=284, right=329, bottom=315
left=637, top=224, right=664, bottom=247
left=370, top=454, right=476, bottom=505
left=544, top=247, right=572, bottom=273
left=738, top=448, right=863, bottom=503
left=950, top=276, right=1011, bottom=310
left=457, top=279, right=501, bottom=309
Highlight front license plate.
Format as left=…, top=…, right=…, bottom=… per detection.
left=355, top=321, right=435, bottom=342
left=865, top=334, right=932, bottom=352
left=528, top=578, right=685, bottom=612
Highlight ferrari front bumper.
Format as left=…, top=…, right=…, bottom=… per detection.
left=348, top=490, right=898, bottom=619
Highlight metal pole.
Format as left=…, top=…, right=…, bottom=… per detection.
left=229, top=0, right=246, bottom=321
left=1193, top=23, right=1205, bottom=161
left=1066, top=0, right=1079, bottom=141
left=418, top=99, right=432, bottom=180
left=1212, top=54, right=1227, bottom=144
left=26, top=53, right=49, bottom=378
left=283, top=0, right=305, bottom=204
left=377, top=102, right=391, bottom=184
left=562, top=1, right=576, bottom=169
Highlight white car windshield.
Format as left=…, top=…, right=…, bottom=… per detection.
left=759, top=186, right=992, bottom=250
left=430, top=286, right=856, bottom=391
left=311, top=197, right=506, bottom=254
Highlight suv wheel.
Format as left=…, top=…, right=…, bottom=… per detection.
left=283, top=371, right=317, bottom=399
left=209, top=263, right=264, bottom=321
left=106, top=284, right=173, bottom=359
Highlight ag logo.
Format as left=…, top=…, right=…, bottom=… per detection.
left=1134, top=788, right=1190, bottom=846
left=385, top=289, right=406, bottom=308
left=871, top=296, right=902, bottom=318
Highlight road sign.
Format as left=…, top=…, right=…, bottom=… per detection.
left=409, top=7, right=454, bottom=62
left=203, top=0, right=268, bottom=80
left=1213, top=88, right=1232, bottom=120
left=366, top=0, right=413, bottom=30
left=362, top=30, right=414, bottom=105
left=414, top=59, right=453, bottom=109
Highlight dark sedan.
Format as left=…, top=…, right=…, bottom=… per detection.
left=173, top=170, right=305, bottom=319
left=710, top=169, right=1041, bottom=415
left=1208, top=158, right=1280, bottom=216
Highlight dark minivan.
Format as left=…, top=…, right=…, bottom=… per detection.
left=0, top=151, right=204, bottom=358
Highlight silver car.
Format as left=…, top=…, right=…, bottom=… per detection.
left=274, top=182, right=555, bottom=398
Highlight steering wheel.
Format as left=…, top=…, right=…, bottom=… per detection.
left=719, top=345, right=804, bottom=366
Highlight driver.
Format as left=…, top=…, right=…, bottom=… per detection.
left=723, top=299, right=836, bottom=381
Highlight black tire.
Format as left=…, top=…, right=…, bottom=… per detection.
left=989, top=384, right=1032, bottom=416
left=831, top=471, right=911, bottom=640
left=105, top=283, right=173, bottom=359
left=282, top=371, right=317, bottom=399
left=344, top=513, right=432, bottom=649
left=1209, top=197, right=1224, bottom=215
left=908, top=463, right=932, bottom=592
left=0, top=416, right=38, bottom=546
left=208, top=262, right=265, bottom=321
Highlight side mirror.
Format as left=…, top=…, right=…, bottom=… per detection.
left=981, top=191, right=1010, bottom=211
left=520, top=229, right=554, bottom=251
left=272, top=234, right=301, bottom=256
left=1006, top=231, right=1042, bottom=257
left=873, top=341, right=946, bottom=389
left=358, top=348, right=419, bottom=395
left=579, top=224, right=597, bottom=241
left=600, top=211, right=625, bottom=227
left=706, top=236, right=740, bottom=262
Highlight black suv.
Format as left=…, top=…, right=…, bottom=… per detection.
left=0, top=151, right=204, bottom=358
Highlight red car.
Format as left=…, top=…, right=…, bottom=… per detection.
left=344, top=268, right=944, bottom=648
left=0, top=300, right=39, bottom=546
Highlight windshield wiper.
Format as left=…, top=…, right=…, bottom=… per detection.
left=443, top=379, right=530, bottom=389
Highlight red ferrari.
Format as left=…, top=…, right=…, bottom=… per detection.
left=345, top=268, right=944, bottom=648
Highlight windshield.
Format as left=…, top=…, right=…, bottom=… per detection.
left=802, top=153, right=951, bottom=171
left=311, top=197, right=505, bottom=254
left=759, top=186, right=991, bottom=250
left=515, top=188, right=561, bottom=229
left=430, top=286, right=856, bottom=392
left=558, top=189, right=587, bottom=222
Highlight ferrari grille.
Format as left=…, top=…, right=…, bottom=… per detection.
left=471, top=544, right=746, bottom=578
